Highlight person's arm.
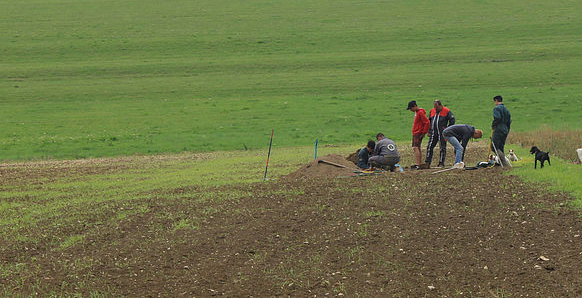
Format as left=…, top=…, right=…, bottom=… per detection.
left=357, top=148, right=368, bottom=168
left=373, top=143, right=380, bottom=156
left=461, top=132, right=471, bottom=161
left=421, top=110, right=430, bottom=135
left=460, top=126, right=472, bottom=149
left=461, top=135, right=470, bottom=149
left=448, top=111, right=455, bottom=126
left=427, top=115, right=434, bottom=136
left=492, top=106, right=501, bottom=128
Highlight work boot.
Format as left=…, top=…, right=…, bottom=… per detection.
left=498, top=152, right=512, bottom=167
left=453, top=161, right=465, bottom=169
left=437, top=162, right=445, bottom=168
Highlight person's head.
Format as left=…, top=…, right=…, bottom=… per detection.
left=366, top=140, right=375, bottom=152
left=376, top=133, right=385, bottom=141
left=473, top=129, right=483, bottom=139
left=406, top=100, right=418, bottom=112
left=493, top=95, right=503, bottom=106
left=433, top=99, right=443, bottom=112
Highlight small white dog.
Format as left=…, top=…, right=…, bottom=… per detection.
left=489, top=154, right=511, bottom=166
left=508, top=149, right=519, bottom=162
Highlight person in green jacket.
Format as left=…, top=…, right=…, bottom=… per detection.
left=491, top=95, right=512, bottom=167
left=357, top=140, right=375, bottom=169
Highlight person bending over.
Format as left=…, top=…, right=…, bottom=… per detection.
left=442, top=124, right=483, bottom=168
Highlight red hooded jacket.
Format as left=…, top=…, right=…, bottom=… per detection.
left=412, top=108, right=430, bottom=135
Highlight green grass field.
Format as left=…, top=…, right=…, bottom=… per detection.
left=3, top=1, right=582, bottom=295
left=507, top=145, right=582, bottom=205
left=2, top=0, right=581, bottom=160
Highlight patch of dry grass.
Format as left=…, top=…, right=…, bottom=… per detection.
left=509, top=127, right=582, bottom=163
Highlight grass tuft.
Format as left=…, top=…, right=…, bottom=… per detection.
left=509, top=126, right=582, bottom=162
left=505, top=145, right=582, bottom=207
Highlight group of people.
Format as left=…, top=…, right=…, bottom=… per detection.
left=357, top=95, right=512, bottom=170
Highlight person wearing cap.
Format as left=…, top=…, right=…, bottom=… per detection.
left=425, top=100, right=455, bottom=167
left=442, top=124, right=483, bottom=168
left=491, top=95, right=512, bottom=167
left=356, top=140, right=375, bottom=169
left=369, top=133, right=400, bottom=171
left=407, top=100, right=430, bottom=170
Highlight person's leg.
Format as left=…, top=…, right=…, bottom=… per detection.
left=425, top=134, right=438, bottom=165
left=369, top=156, right=388, bottom=170
left=414, top=146, right=422, bottom=166
left=497, top=151, right=511, bottom=167
left=438, top=136, right=447, bottom=166
left=412, top=135, right=422, bottom=166
left=497, top=133, right=511, bottom=167
left=368, top=156, right=379, bottom=168
left=447, top=136, right=464, bottom=164
left=491, top=132, right=504, bottom=154
left=386, top=156, right=401, bottom=172
left=491, top=131, right=510, bottom=167
left=498, top=133, right=508, bottom=154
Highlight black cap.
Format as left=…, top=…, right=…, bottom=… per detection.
left=406, top=100, right=417, bottom=110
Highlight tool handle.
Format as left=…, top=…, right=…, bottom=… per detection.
left=263, top=130, right=274, bottom=180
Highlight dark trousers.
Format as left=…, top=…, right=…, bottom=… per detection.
left=369, top=155, right=400, bottom=171
left=425, top=133, right=447, bottom=165
left=491, top=132, right=508, bottom=154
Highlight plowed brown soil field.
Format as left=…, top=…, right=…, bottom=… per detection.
left=1, top=149, right=582, bottom=297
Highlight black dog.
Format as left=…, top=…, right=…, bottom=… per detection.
left=530, top=146, right=551, bottom=169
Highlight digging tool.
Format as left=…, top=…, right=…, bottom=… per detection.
left=317, top=159, right=347, bottom=168
left=263, top=129, right=274, bottom=180
left=432, top=166, right=461, bottom=174
left=487, top=129, right=493, bottom=159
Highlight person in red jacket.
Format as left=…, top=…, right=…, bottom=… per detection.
left=407, top=100, right=430, bottom=169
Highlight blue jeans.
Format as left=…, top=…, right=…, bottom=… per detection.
left=447, top=136, right=464, bottom=164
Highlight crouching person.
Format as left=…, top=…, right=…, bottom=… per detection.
left=442, top=124, right=483, bottom=169
left=368, top=133, right=400, bottom=171
left=357, top=140, right=376, bottom=169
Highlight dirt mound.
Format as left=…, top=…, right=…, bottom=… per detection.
left=284, top=154, right=360, bottom=180
left=346, top=149, right=359, bottom=164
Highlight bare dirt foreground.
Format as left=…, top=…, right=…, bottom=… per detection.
left=2, top=151, right=582, bottom=297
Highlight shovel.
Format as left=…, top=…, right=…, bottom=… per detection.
left=317, top=160, right=347, bottom=168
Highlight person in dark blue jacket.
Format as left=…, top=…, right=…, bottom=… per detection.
left=491, top=95, right=512, bottom=167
